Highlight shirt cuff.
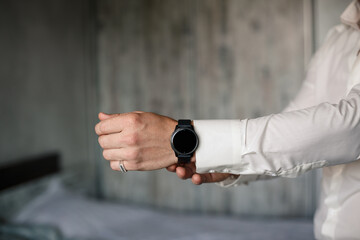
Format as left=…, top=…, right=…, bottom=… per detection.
left=193, top=119, right=245, bottom=173
left=215, top=174, right=275, bottom=188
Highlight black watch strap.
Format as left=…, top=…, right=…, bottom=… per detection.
left=178, top=156, right=191, bottom=164
left=177, top=120, right=192, bottom=164
left=177, top=119, right=192, bottom=128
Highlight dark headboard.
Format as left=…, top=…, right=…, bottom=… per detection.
left=0, top=153, right=60, bottom=191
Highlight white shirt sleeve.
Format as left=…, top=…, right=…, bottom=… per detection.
left=194, top=25, right=360, bottom=186
left=195, top=82, right=360, bottom=182
left=194, top=47, right=318, bottom=186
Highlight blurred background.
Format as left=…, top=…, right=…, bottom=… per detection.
left=0, top=0, right=352, bottom=239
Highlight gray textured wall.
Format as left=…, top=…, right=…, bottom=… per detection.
left=0, top=0, right=98, bottom=218
left=98, top=0, right=315, bottom=217
left=316, top=0, right=353, bottom=47
left=0, top=0, right=352, bottom=219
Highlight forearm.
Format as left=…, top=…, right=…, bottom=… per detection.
left=196, top=83, right=360, bottom=178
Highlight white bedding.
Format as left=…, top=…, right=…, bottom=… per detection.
left=13, top=180, right=314, bottom=240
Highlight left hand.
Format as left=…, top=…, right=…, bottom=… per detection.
left=95, top=111, right=178, bottom=171
left=166, top=163, right=231, bottom=185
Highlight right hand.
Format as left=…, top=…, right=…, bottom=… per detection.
left=166, top=163, right=231, bottom=185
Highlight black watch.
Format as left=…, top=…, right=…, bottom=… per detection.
left=170, top=119, right=199, bottom=164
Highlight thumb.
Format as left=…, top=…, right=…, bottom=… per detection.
left=98, top=112, right=118, bottom=121
left=192, top=173, right=231, bottom=185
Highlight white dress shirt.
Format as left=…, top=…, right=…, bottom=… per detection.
left=194, top=1, right=360, bottom=239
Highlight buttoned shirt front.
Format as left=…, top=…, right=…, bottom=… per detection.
left=194, top=1, right=360, bottom=239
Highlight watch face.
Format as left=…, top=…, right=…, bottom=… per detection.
left=172, top=128, right=198, bottom=154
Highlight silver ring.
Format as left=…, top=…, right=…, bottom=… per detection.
left=119, top=161, right=127, bottom=173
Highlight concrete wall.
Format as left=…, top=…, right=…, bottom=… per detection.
left=98, top=0, right=315, bottom=217
left=0, top=0, right=98, bottom=218
left=315, top=0, right=352, bottom=47
left=0, top=0, right=353, bottom=219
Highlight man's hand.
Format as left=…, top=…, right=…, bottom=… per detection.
left=95, top=111, right=178, bottom=171
left=95, top=111, right=232, bottom=184
left=166, top=163, right=231, bottom=185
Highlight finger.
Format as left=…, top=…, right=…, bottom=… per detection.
left=175, top=166, right=187, bottom=179
left=98, top=112, right=120, bottom=121
left=192, top=173, right=204, bottom=185
left=209, top=173, right=231, bottom=182
left=110, top=160, right=122, bottom=171
left=176, top=162, right=196, bottom=172
left=98, top=132, right=128, bottom=149
left=192, top=173, right=231, bottom=185
left=102, top=148, right=139, bottom=161
left=192, top=173, right=214, bottom=185
left=95, top=114, right=129, bottom=135
left=109, top=160, right=132, bottom=171
left=166, top=164, right=177, bottom=172
left=176, top=165, right=195, bottom=180
left=175, top=162, right=196, bottom=179
left=98, top=112, right=111, bottom=121
left=186, top=162, right=197, bottom=170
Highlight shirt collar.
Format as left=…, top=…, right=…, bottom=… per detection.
left=341, top=0, right=360, bottom=30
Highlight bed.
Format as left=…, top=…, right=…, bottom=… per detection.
left=0, top=154, right=315, bottom=240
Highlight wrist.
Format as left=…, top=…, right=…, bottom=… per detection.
left=170, top=119, right=198, bottom=165
left=168, top=119, right=178, bottom=165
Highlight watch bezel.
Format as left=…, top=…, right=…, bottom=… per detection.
left=170, top=128, right=199, bottom=155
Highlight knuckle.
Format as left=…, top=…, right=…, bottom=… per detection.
left=102, top=150, right=111, bottom=160
left=128, top=113, right=141, bottom=126
left=125, top=161, right=135, bottom=171
left=127, top=160, right=141, bottom=171
left=126, top=148, right=140, bottom=160
left=127, top=133, right=139, bottom=146
left=133, top=161, right=143, bottom=171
